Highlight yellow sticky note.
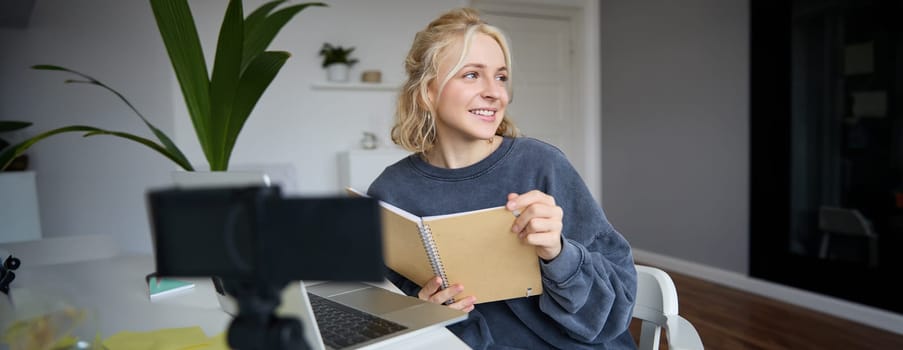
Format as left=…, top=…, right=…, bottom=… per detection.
left=189, top=332, right=230, bottom=350
left=149, top=327, right=208, bottom=350
left=103, top=327, right=209, bottom=350
left=103, top=331, right=155, bottom=350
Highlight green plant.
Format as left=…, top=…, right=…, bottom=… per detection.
left=319, top=43, right=358, bottom=68
left=0, top=0, right=326, bottom=172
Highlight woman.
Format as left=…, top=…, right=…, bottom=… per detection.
left=368, top=8, right=637, bottom=349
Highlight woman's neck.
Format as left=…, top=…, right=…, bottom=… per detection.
left=423, top=135, right=502, bottom=169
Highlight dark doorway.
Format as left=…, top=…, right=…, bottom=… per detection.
left=750, top=0, right=903, bottom=314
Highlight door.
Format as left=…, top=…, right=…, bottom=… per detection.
left=478, top=12, right=583, bottom=174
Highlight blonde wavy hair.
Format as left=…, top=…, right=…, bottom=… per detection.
left=391, top=7, right=518, bottom=154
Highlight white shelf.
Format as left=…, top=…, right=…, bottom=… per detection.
left=311, top=82, right=400, bottom=91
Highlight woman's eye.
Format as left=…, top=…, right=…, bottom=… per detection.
left=463, top=72, right=478, bottom=79
left=496, top=75, right=508, bottom=82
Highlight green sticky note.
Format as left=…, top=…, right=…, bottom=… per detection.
left=148, top=277, right=195, bottom=300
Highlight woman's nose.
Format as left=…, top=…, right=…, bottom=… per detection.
left=481, top=80, right=504, bottom=100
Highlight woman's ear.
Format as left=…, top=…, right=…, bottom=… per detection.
left=426, top=81, right=437, bottom=105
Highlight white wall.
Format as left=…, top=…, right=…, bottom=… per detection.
left=0, top=0, right=174, bottom=253
left=0, top=0, right=464, bottom=253
left=600, top=0, right=750, bottom=273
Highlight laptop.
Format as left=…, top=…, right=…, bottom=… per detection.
left=166, top=171, right=467, bottom=349
left=274, top=281, right=467, bottom=350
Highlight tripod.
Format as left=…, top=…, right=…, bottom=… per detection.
left=223, top=278, right=310, bottom=350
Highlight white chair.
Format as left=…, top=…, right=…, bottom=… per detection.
left=0, top=234, right=120, bottom=267
left=633, top=265, right=704, bottom=350
left=818, top=206, right=879, bottom=267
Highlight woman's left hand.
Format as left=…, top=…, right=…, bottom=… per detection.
left=506, top=190, right=563, bottom=261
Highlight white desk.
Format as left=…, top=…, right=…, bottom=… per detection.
left=9, top=254, right=469, bottom=349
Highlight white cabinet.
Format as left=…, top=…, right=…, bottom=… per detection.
left=338, top=149, right=409, bottom=192
left=0, top=171, right=42, bottom=243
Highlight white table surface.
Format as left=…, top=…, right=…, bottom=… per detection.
left=8, top=254, right=469, bottom=349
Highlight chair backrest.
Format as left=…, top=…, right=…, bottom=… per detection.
left=633, top=265, right=681, bottom=350
left=0, top=234, right=120, bottom=267
left=818, top=206, right=874, bottom=237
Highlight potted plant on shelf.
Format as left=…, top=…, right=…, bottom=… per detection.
left=319, top=43, right=358, bottom=82
left=0, top=0, right=326, bottom=172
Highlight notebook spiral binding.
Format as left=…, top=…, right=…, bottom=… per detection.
left=419, top=225, right=451, bottom=292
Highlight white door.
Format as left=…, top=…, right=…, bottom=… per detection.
left=479, top=12, right=582, bottom=174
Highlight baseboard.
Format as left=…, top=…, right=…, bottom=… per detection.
left=633, top=249, right=903, bottom=335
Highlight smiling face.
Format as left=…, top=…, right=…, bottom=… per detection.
left=428, top=32, right=510, bottom=146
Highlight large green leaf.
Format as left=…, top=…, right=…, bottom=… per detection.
left=218, top=51, right=289, bottom=170
left=0, top=126, right=194, bottom=171
left=150, top=0, right=212, bottom=160
left=241, top=2, right=326, bottom=72
left=208, top=0, right=245, bottom=170
left=32, top=64, right=194, bottom=173
left=243, top=0, right=287, bottom=36
left=82, top=130, right=194, bottom=171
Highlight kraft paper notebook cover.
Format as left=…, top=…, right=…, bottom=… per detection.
left=347, top=188, right=543, bottom=304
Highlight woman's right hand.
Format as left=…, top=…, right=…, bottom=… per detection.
left=418, top=276, right=476, bottom=312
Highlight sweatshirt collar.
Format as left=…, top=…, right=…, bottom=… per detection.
left=407, top=137, right=515, bottom=181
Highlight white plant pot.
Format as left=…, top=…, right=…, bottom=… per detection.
left=171, top=170, right=272, bottom=189
left=0, top=171, right=43, bottom=243
left=325, top=64, right=350, bottom=82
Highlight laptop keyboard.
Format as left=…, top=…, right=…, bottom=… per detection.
left=308, top=292, right=408, bottom=349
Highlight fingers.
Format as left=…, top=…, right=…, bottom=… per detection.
left=514, top=217, right=563, bottom=238
left=506, top=190, right=563, bottom=236
left=506, top=190, right=555, bottom=213
left=428, top=284, right=463, bottom=305
left=448, top=295, right=477, bottom=312
left=417, top=276, right=443, bottom=300
left=511, top=208, right=563, bottom=236
left=417, top=277, right=477, bottom=312
left=507, top=190, right=559, bottom=219
left=506, top=190, right=564, bottom=261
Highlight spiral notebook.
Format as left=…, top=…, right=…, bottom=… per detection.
left=347, top=188, right=543, bottom=304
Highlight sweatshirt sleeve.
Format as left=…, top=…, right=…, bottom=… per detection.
left=535, top=154, right=637, bottom=344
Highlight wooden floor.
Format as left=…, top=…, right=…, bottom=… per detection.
left=628, top=265, right=903, bottom=350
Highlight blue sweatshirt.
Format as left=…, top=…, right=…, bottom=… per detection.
left=368, top=137, right=637, bottom=349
